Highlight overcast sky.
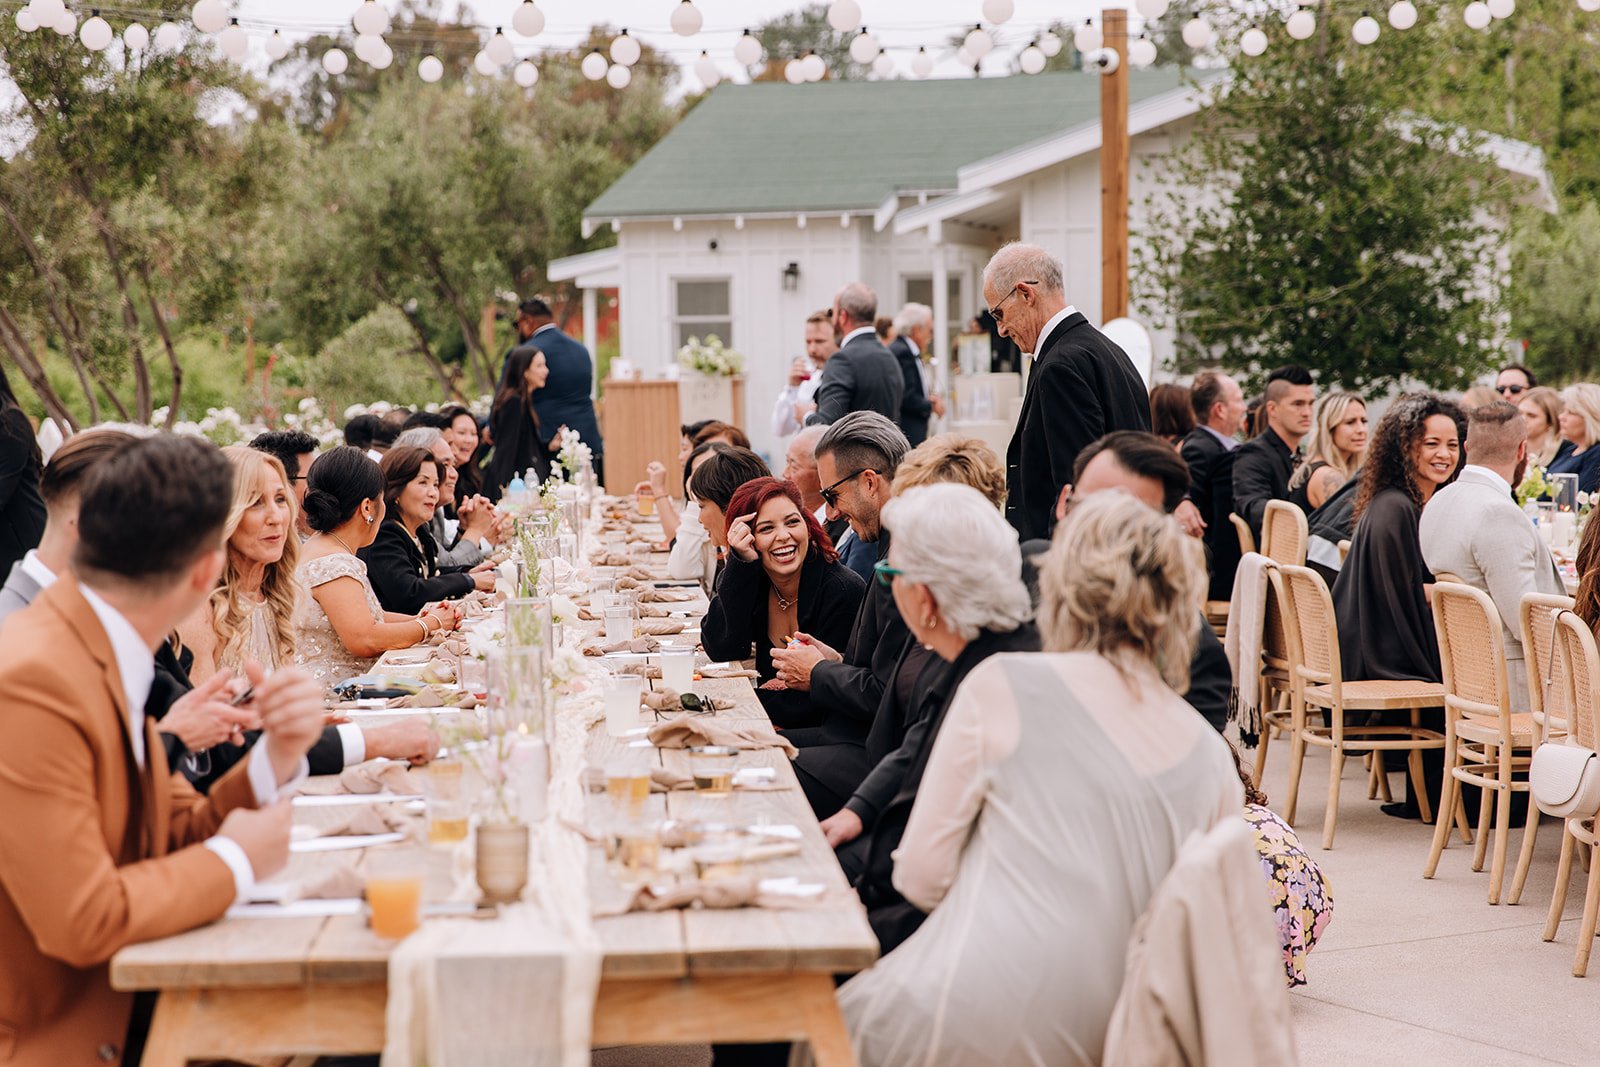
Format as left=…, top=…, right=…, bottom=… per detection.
left=230, top=0, right=1118, bottom=80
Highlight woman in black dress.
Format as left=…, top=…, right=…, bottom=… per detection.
left=358, top=446, right=492, bottom=615
left=1332, top=392, right=1466, bottom=818
left=484, top=346, right=555, bottom=499
left=0, top=364, right=45, bottom=578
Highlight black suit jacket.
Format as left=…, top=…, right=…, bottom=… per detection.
left=889, top=336, right=932, bottom=446
left=805, top=332, right=903, bottom=427
left=0, top=409, right=45, bottom=579
left=1232, top=426, right=1300, bottom=543
left=357, top=519, right=475, bottom=616
left=1004, top=312, right=1151, bottom=542
left=807, top=531, right=913, bottom=736
left=1181, top=428, right=1243, bottom=601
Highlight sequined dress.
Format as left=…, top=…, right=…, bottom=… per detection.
left=294, top=553, right=383, bottom=685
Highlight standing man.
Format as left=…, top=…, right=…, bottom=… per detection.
left=1232, top=365, right=1316, bottom=543
left=510, top=298, right=605, bottom=482
left=888, top=303, right=946, bottom=447
left=773, top=310, right=838, bottom=437
left=982, top=242, right=1150, bottom=542
left=805, top=283, right=903, bottom=428
left=1181, top=370, right=1248, bottom=600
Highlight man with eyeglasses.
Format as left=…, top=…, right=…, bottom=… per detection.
left=982, top=242, right=1151, bottom=542
left=1496, top=363, right=1537, bottom=400
left=804, top=283, right=904, bottom=428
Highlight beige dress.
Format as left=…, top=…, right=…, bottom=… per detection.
left=227, top=594, right=281, bottom=673
left=294, top=553, right=384, bottom=685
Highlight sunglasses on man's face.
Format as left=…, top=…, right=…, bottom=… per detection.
left=820, top=468, right=874, bottom=509
left=1499, top=384, right=1527, bottom=397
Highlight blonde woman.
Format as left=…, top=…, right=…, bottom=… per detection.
left=1289, top=392, right=1367, bottom=511
left=839, top=492, right=1239, bottom=1067
left=1519, top=386, right=1564, bottom=469
left=1550, top=382, right=1600, bottom=493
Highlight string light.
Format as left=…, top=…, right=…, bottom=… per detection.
left=419, top=54, right=444, bottom=82
left=1388, top=1, right=1419, bottom=28
left=669, top=0, right=703, bottom=37
left=79, top=10, right=113, bottom=50
left=610, top=29, right=641, bottom=66
left=514, top=59, right=540, bottom=86
left=1073, top=19, right=1103, bottom=52
left=322, top=47, right=348, bottom=74
left=826, top=0, right=862, bottom=33
left=734, top=30, right=763, bottom=66
left=190, top=0, right=224, bottom=35
left=124, top=22, right=149, bottom=50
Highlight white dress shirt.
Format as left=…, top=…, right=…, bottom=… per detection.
left=1201, top=425, right=1241, bottom=452
left=839, top=325, right=876, bottom=348
left=78, top=582, right=307, bottom=903
left=1030, top=305, right=1080, bottom=357
left=19, top=549, right=55, bottom=593
left=771, top=373, right=822, bottom=438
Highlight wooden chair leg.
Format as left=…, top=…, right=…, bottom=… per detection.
left=1366, top=752, right=1379, bottom=799
left=1407, top=746, right=1434, bottom=825
left=1454, top=787, right=1474, bottom=845
left=1472, top=746, right=1494, bottom=873
left=1424, top=729, right=1459, bottom=879
left=1284, top=703, right=1307, bottom=827
left=1573, top=843, right=1600, bottom=977
left=1375, top=753, right=1393, bottom=803
left=1322, top=746, right=1345, bottom=850
left=1546, top=826, right=1577, bottom=942
left=1488, top=777, right=1513, bottom=905
left=1509, top=791, right=1541, bottom=906
left=1252, top=710, right=1273, bottom=788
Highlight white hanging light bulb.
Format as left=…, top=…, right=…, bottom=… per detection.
left=1037, top=30, right=1063, bottom=57
left=80, top=12, right=114, bottom=51
left=322, top=47, right=348, bottom=74
left=735, top=30, right=763, bottom=66
left=694, top=51, right=720, bottom=87
left=486, top=28, right=514, bottom=66
left=1128, top=34, right=1158, bottom=66
left=1181, top=14, right=1213, bottom=48
left=514, top=60, right=539, bottom=87
left=964, top=25, right=994, bottom=58
left=670, top=0, right=703, bottom=37
left=354, top=33, right=384, bottom=64
left=124, top=21, right=149, bottom=49
left=850, top=28, right=879, bottom=64
left=1073, top=19, right=1103, bottom=52
left=513, top=0, right=544, bottom=37
left=372, top=41, right=394, bottom=68
left=154, top=20, right=183, bottom=50
left=352, top=0, right=388, bottom=36
left=911, top=46, right=933, bottom=77
left=1240, top=26, right=1268, bottom=55
left=983, top=0, right=1016, bottom=23
left=1352, top=12, right=1381, bottom=42
left=801, top=51, right=826, bottom=80
left=606, top=62, right=631, bottom=88
left=1463, top=1, right=1492, bottom=27
left=419, top=54, right=444, bottom=82
left=872, top=51, right=894, bottom=77
left=611, top=29, right=641, bottom=66
left=1580, top=0, right=1600, bottom=13
left=15, top=8, right=38, bottom=32
left=1019, top=43, right=1046, bottom=74
left=1487, top=0, right=1515, bottom=18
left=31, top=0, right=66, bottom=22
left=264, top=29, right=289, bottom=60
left=53, top=8, right=76, bottom=36
left=784, top=56, right=805, bottom=83
left=957, top=44, right=975, bottom=66
left=191, top=0, right=226, bottom=34
left=1136, top=0, right=1171, bottom=18
left=1286, top=7, right=1316, bottom=38
left=474, top=50, right=498, bottom=75
left=1388, top=0, right=1418, bottom=28
left=218, top=18, right=248, bottom=58
left=827, top=0, right=862, bottom=33
left=581, top=49, right=608, bottom=80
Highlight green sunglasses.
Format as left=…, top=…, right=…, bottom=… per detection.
left=873, top=560, right=904, bottom=588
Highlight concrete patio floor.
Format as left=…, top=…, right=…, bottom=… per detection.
left=1261, top=744, right=1600, bottom=1066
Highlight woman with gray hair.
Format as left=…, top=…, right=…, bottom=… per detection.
left=814, top=482, right=1037, bottom=952
left=839, top=491, right=1239, bottom=1067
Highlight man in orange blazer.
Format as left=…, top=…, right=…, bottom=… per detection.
left=0, top=435, right=325, bottom=1066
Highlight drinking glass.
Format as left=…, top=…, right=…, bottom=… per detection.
left=604, top=741, right=653, bottom=818
left=636, top=487, right=657, bottom=517
left=610, top=817, right=662, bottom=887
left=424, top=758, right=469, bottom=846
left=485, top=646, right=546, bottom=738
left=366, top=850, right=424, bottom=939
left=688, top=746, right=737, bottom=796
left=602, top=674, right=643, bottom=737
left=505, top=597, right=554, bottom=657
left=660, top=649, right=695, bottom=694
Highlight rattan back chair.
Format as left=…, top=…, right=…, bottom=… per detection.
left=1260, top=500, right=1308, bottom=566
left=1521, top=592, right=1574, bottom=743
left=1542, top=610, right=1600, bottom=975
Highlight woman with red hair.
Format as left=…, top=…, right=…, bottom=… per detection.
left=701, top=476, right=866, bottom=727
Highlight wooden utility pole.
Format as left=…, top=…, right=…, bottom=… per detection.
left=1100, top=6, right=1130, bottom=323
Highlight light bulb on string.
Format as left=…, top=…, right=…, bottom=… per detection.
left=474, top=49, right=499, bottom=75
left=1463, top=1, right=1492, bottom=28
left=264, top=29, right=289, bottom=60
left=910, top=46, right=933, bottom=77
left=1581, top=0, right=1600, bottom=13
left=322, top=48, right=348, bottom=75
left=1181, top=14, right=1213, bottom=49
left=873, top=51, right=894, bottom=77
left=734, top=29, right=762, bottom=66
left=850, top=28, right=879, bottom=64
left=1352, top=12, right=1381, bottom=42
left=1128, top=33, right=1158, bottom=66
left=1487, top=0, right=1515, bottom=18
left=53, top=8, right=77, bottom=37
left=1388, top=1, right=1418, bottom=28
left=801, top=51, right=827, bottom=81
left=670, top=0, right=703, bottom=37
left=154, top=21, right=183, bottom=51
left=512, top=0, right=544, bottom=37
left=514, top=60, right=539, bottom=87
left=964, top=25, right=993, bottom=58
left=218, top=18, right=248, bottom=58
left=1019, top=43, right=1045, bottom=73
left=983, top=0, right=1016, bottom=23
left=1286, top=7, right=1316, bottom=38
left=606, top=63, right=632, bottom=88
left=1136, top=0, right=1171, bottom=19
left=354, top=33, right=384, bottom=64
left=124, top=22, right=149, bottom=49
left=191, top=0, right=226, bottom=34
left=957, top=44, right=975, bottom=66
left=15, top=8, right=38, bottom=32
left=352, top=0, right=388, bottom=37
left=31, top=0, right=66, bottom=22
left=371, top=41, right=393, bottom=69
left=486, top=28, right=514, bottom=66
left=784, top=56, right=805, bottom=83
left=694, top=51, right=720, bottom=87
left=827, top=0, right=862, bottom=33
left=1073, top=19, right=1102, bottom=52
left=1037, top=30, right=1063, bottom=57
left=80, top=12, right=113, bottom=51
left=1240, top=26, right=1268, bottom=55
left=581, top=49, right=608, bottom=80
left=419, top=54, right=444, bottom=82
left=610, top=30, right=641, bottom=66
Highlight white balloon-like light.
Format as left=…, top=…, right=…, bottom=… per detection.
left=1352, top=13, right=1381, bottom=42
left=606, top=62, right=631, bottom=88
left=1286, top=8, right=1316, bottom=38
left=372, top=41, right=394, bottom=69
left=513, top=0, right=544, bottom=36
left=734, top=30, right=763, bottom=65
left=15, top=8, right=38, bottom=32
left=1037, top=30, right=1063, bottom=57
left=514, top=59, right=539, bottom=87
left=1387, top=0, right=1418, bottom=27
left=486, top=29, right=513, bottom=66
left=872, top=51, right=894, bottom=77
left=694, top=51, right=720, bottom=87
left=611, top=30, right=641, bottom=66
left=826, top=0, right=862, bottom=33
left=264, top=29, right=288, bottom=60
left=53, top=8, right=77, bottom=36
left=784, top=57, right=805, bottom=83
left=670, top=0, right=703, bottom=37
left=801, top=51, right=826, bottom=81
left=1240, top=26, right=1268, bottom=55
left=1019, top=44, right=1046, bottom=74
left=155, top=21, right=183, bottom=50
left=911, top=46, right=933, bottom=77
left=1128, top=34, right=1158, bottom=66
left=1487, top=0, right=1515, bottom=18
left=1073, top=20, right=1103, bottom=52
left=354, top=33, right=384, bottom=64
left=30, top=0, right=66, bottom=22
left=419, top=54, right=444, bottom=82
left=474, top=50, right=498, bottom=75
left=124, top=23, right=152, bottom=51
left=957, top=44, right=975, bottom=67
left=1181, top=15, right=1213, bottom=48
left=1135, top=0, right=1171, bottom=18
left=1581, top=0, right=1600, bottom=13
left=1463, top=1, right=1492, bottom=27
left=322, top=48, right=348, bottom=74
left=352, top=0, right=388, bottom=36
left=581, top=50, right=608, bottom=80
left=219, top=19, right=248, bottom=58
left=191, top=0, right=227, bottom=34
left=80, top=14, right=114, bottom=51
left=964, top=25, right=994, bottom=58
left=983, top=0, right=1016, bottom=24
left=850, top=29, right=879, bottom=64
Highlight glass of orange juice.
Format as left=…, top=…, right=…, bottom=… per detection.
left=424, top=758, right=469, bottom=846
left=366, top=850, right=424, bottom=940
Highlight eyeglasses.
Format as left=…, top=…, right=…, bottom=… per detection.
left=987, top=281, right=1038, bottom=323
left=820, top=468, right=874, bottom=508
left=1499, top=383, right=1527, bottom=397
left=872, top=560, right=904, bottom=588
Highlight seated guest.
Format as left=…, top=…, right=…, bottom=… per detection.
left=1519, top=386, right=1564, bottom=470
left=837, top=491, right=1240, bottom=1067
left=177, top=445, right=433, bottom=782
left=1497, top=362, right=1537, bottom=400
left=343, top=411, right=381, bottom=453
left=439, top=403, right=487, bottom=504
left=1289, top=392, right=1368, bottom=512
left=248, top=429, right=317, bottom=534
left=1334, top=392, right=1465, bottom=819
left=692, top=420, right=752, bottom=451
left=785, top=424, right=875, bottom=582
left=1549, top=383, right=1600, bottom=494
left=395, top=426, right=500, bottom=570
left=359, top=446, right=492, bottom=616
left=1149, top=381, right=1195, bottom=448
left=684, top=444, right=772, bottom=554
left=890, top=433, right=1009, bottom=507
left=1421, top=401, right=1563, bottom=712
left=657, top=442, right=726, bottom=589
left=1460, top=385, right=1501, bottom=412
left=1573, top=502, right=1600, bottom=634
left=296, top=447, right=462, bottom=685
left=828, top=483, right=1037, bottom=937
left=701, top=477, right=866, bottom=734
left=0, top=434, right=326, bottom=1065
left=1180, top=370, right=1247, bottom=599
left=1233, top=364, right=1316, bottom=542
left=484, top=345, right=555, bottom=498
left=641, top=422, right=751, bottom=550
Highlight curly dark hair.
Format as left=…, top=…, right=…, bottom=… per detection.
left=1351, top=392, right=1466, bottom=523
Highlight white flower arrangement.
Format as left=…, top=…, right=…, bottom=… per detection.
left=465, top=621, right=507, bottom=661
left=547, top=645, right=598, bottom=695
left=548, top=593, right=580, bottom=627
left=556, top=427, right=593, bottom=478
left=676, top=334, right=744, bottom=377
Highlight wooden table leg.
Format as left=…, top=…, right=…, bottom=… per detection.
left=796, top=973, right=858, bottom=1067
left=138, top=989, right=198, bottom=1067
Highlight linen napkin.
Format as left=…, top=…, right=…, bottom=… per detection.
left=594, top=875, right=825, bottom=916
left=698, top=664, right=759, bottom=680
left=278, top=864, right=366, bottom=903
left=320, top=806, right=420, bottom=839
left=640, top=688, right=735, bottom=713
left=580, top=637, right=660, bottom=657
left=648, top=716, right=798, bottom=758
left=340, top=760, right=424, bottom=796
left=638, top=589, right=698, bottom=603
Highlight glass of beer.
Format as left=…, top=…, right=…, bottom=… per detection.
left=424, top=758, right=469, bottom=845
left=689, top=746, right=738, bottom=796
left=637, top=487, right=657, bottom=517
left=366, top=850, right=424, bottom=939
left=611, top=818, right=662, bottom=887
left=605, top=741, right=653, bottom=817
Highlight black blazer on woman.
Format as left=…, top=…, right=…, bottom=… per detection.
left=0, top=408, right=45, bottom=578
left=700, top=548, right=865, bottom=729
left=357, top=518, right=475, bottom=616
left=484, top=393, right=552, bottom=501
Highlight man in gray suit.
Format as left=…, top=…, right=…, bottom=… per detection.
left=804, top=283, right=903, bottom=427
left=1420, top=400, right=1565, bottom=711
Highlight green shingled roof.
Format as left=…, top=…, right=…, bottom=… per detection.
left=585, top=69, right=1194, bottom=220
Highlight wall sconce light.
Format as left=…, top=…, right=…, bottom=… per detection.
left=782, top=262, right=800, bottom=291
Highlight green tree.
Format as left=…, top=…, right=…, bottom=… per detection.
left=1512, top=203, right=1600, bottom=381
left=751, top=3, right=869, bottom=81
left=1136, top=39, right=1509, bottom=392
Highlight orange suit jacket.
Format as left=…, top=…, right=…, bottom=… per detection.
left=0, top=580, right=259, bottom=1065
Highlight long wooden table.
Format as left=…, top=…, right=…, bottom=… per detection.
left=111, top=539, right=878, bottom=1065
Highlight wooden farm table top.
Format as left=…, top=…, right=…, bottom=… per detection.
left=110, top=529, right=877, bottom=1065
